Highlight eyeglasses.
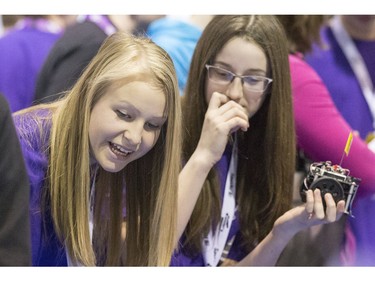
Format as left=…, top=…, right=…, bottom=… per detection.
left=205, top=64, right=273, bottom=93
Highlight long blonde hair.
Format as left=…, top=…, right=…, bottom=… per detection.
left=16, top=32, right=181, bottom=266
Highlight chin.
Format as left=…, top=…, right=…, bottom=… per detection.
left=100, top=161, right=127, bottom=173
left=103, top=167, right=122, bottom=173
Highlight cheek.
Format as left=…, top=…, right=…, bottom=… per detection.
left=89, top=112, right=121, bottom=148
left=205, top=81, right=213, bottom=104
left=88, top=119, right=98, bottom=146
left=141, top=131, right=160, bottom=153
left=89, top=107, right=105, bottom=141
left=88, top=120, right=102, bottom=163
left=205, top=79, right=224, bottom=104
left=205, top=91, right=213, bottom=105
left=245, top=95, right=266, bottom=117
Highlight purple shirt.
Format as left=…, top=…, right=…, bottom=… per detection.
left=170, top=144, right=248, bottom=266
left=305, top=27, right=375, bottom=140
left=13, top=109, right=68, bottom=265
left=0, top=18, right=62, bottom=112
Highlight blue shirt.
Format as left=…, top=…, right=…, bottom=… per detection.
left=147, top=17, right=202, bottom=94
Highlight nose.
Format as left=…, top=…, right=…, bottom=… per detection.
left=226, top=77, right=244, bottom=101
left=123, top=122, right=143, bottom=150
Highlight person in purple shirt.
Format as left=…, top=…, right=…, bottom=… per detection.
left=13, top=32, right=182, bottom=266
left=306, top=15, right=375, bottom=265
left=269, top=15, right=375, bottom=266
left=172, top=15, right=346, bottom=267
left=306, top=16, right=375, bottom=143
left=0, top=15, right=64, bottom=112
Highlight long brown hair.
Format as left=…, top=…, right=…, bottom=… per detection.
left=181, top=15, right=295, bottom=254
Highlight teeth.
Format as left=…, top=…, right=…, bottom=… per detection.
left=113, top=143, right=132, bottom=154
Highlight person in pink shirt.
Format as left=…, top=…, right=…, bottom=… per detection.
left=276, top=15, right=375, bottom=266
left=306, top=15, right=375, bottom=265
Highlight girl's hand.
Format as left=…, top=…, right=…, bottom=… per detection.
left=195, top=92, right=249, bottom=167
left=273, top=189, right=346, bottom=238
left=304, top=189, right=346, bottom=222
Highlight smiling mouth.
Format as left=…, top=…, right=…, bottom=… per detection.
left=109, top=142, right=133, bottom=158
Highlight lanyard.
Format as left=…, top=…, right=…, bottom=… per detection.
left=330, top=16, right=375, bottom=130
left=88, top=167, right=97, bottom=243
left=202, top=135, right=238, bottom=266
left=66, top=166, right=97, bottom=266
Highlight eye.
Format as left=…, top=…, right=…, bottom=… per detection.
left=115, top=110, right=132, bottom=120
left=243, top=75, right=263, bottom=85
left=213, top=67, right=232, bottom=81
left=145, top=122, right=162, bottom=131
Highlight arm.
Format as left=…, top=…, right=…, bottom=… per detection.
left=236, top=189, right=345, bottom=266
left=177, top=92, right=249, bottom=240
left=290, top=55, right=375, bottom=197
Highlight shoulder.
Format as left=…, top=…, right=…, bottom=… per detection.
left=46, top=21, right=107, bottom=63
left=60, top=21, right=107, bottom=47
left=13, top=108, right=53, bottom=154
left=288, top=53, right=331, bottom=101
left=289, top=54, right=321, bottom=83
left=148, top=17, right=202, bottom=45
left=13, top=108, right=53, bottom=195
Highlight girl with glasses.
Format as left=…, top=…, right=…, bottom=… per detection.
left=174, top=15, right=345, bottom=266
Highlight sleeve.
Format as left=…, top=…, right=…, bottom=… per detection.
left=0, top=94, right=32, bottom=265
left=12, top=109, right=51, bottom=265
left=290, top=55, right=375, bottom=197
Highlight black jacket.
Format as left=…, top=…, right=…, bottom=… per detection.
left=0, top=93, right=31, bottom=265
left=34, top=21, right=108, bottom=103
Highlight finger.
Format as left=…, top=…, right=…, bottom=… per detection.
left=336, top=200, right=346, bottom=219
left=202, top=110, right=244, bottom=138
left=323, top=193, right=337, bottom=222
left=207, top=92, right=229, bottom=111
left=313, top=189, right=325, bottom=219
left=217, top=99, right=248, bottom=118
left=217, top=103, right=248, bottom=119
left=224, top=117, right=251, bottom=134
left=206, top=99, right=249, bottom=133
left=305, top=189, right=314, bottom=215
left=219, top=103, right=249, bottom=130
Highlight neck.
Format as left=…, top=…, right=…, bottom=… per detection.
left=341, top=15, right=375, bottom=41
